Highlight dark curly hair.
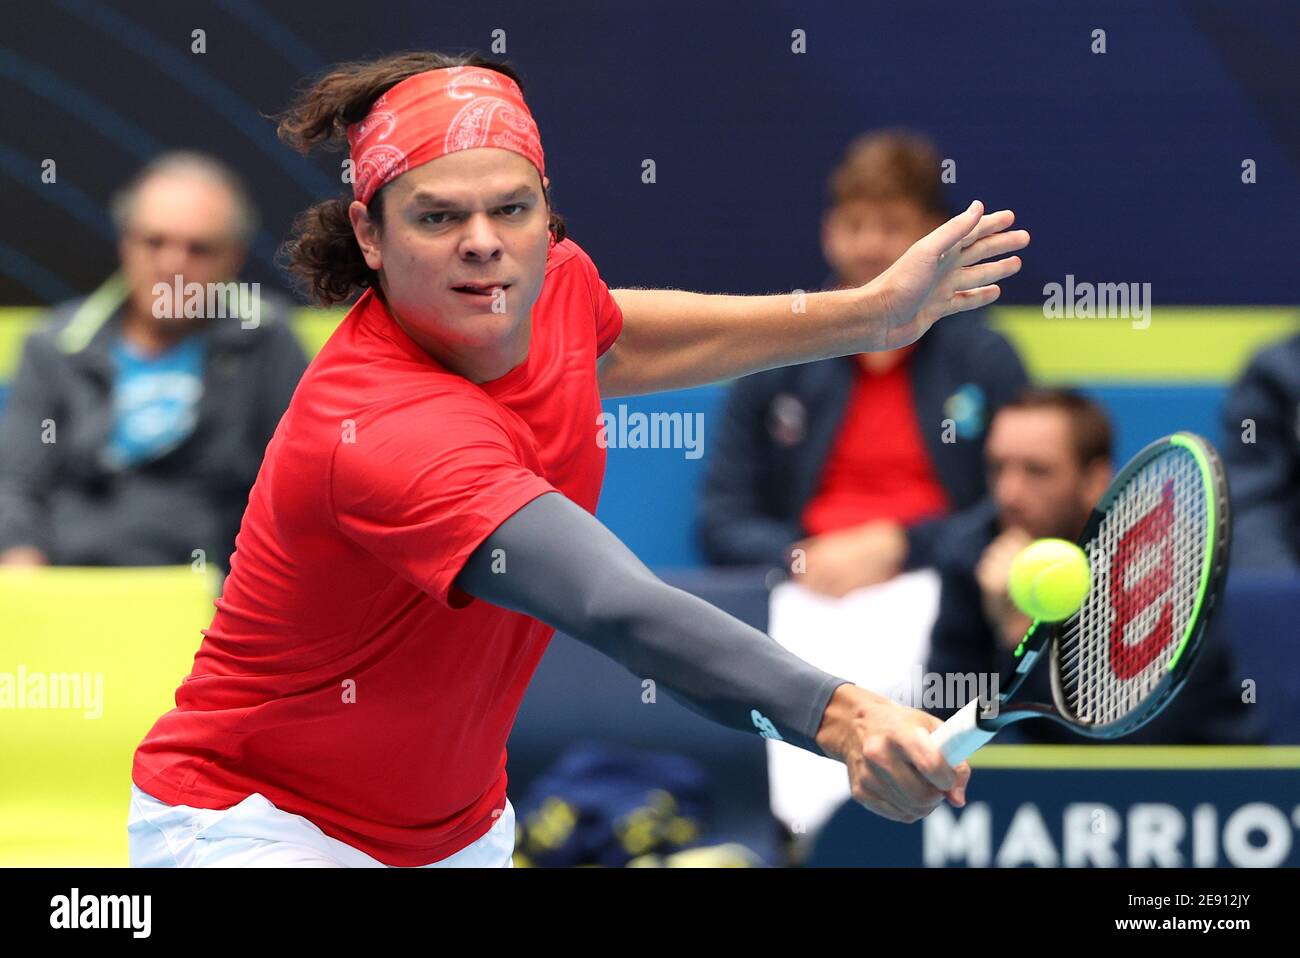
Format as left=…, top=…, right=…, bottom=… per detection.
left=277, top=51, right=566, bottom=305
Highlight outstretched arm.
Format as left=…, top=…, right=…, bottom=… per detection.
left=454, top=491, right=970, bottom=822
left=598, top=201, right=1028, bottom=397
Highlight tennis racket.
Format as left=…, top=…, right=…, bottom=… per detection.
left=931, top=431, right=1232, bottom=765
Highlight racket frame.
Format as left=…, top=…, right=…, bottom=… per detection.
left=934, top=431, right=1232, bottom=758
left=1045, top=431, right=1232, bottom=739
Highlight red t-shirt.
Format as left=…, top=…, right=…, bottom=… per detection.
left=132, top=238, right=624, bottom=866
left=801, top=350, right=950, bottom=536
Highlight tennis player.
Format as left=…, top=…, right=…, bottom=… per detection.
left=128, top=51, right=1028, bottom=867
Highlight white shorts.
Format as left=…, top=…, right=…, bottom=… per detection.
left=127, top=783, right=515, bottom=868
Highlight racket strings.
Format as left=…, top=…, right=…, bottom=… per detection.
left=1056, top=447, right=1207, bottom=727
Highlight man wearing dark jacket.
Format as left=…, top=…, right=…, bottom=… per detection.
left=1222, top=332, right=1300, bottom=570
left=698, top=131, right=1028, bottom=593
left=0, top=152, right=307, bottom=573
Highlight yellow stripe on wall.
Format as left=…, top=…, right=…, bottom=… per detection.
left=0, top=306, right=350, bottom=380
left=990, top=306, right=1300, bottom=384
left=0, top=309, right=46, bottom=381
left=969, top=745, right=1300, bottom=770
left=290, top=308, right=348, bottom=357
left=1, top=305, right=1297, bottom=384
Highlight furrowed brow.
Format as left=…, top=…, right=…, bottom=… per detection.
left=410, top=185, right=536, bottom=209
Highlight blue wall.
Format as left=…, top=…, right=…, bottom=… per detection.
left=595, top=383, right=1233, bottom=567
left=3, top=1, right=1298, bottom=305
left=0, top=379, right=1239, bottom=567
left=3, top=1, right=1293, bottom=566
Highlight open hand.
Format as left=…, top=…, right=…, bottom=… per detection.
left=864, top=201, right=1030, bottom=350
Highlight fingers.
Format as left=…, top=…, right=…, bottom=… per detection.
left=840, top=693, right=978, bottom=824
left=957, top=209, right=1016, bottom=250
left=901, top=725, right=959, bottom=794
left=914, top=710, right=944, bottom=733
left=945, top=286, right=1002, bottom=315
left=960, top=228, right=1030, bottom=266
left=921, top=200, right=985, bottom=256
left=866, top=750, right=945, bottom=814
left=851, top=726, right=951, bottom=819
left=948, top=762, right=972, bottom=806
left=903, top=724, right=972, bottom=808
left=871, top=798, right=922, bottom=823
left=850, top=785, right=914, bottom=823
left=955, top=255, right=1022, bottom=291
left=850, top=767, right=937, bottom=824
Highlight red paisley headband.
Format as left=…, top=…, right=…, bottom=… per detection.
left=346, top=66, right=547, bottom=210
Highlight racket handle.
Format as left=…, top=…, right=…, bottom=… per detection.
left=930, top=699, right=996, bottom=765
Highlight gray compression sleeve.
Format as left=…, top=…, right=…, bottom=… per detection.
left=454, top=492, right=852, bottom=757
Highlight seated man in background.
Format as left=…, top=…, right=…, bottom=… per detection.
left=927, top=387, right=1264, bottom=744
left=0, top=152, right=307, bottom=573
left=698, top=130, right=1029, bottom=595
left=1222, top=332, right=1300, bottom=570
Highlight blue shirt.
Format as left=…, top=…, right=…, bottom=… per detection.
left=104, top=334, right=206, bottom=469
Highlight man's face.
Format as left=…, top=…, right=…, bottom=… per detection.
left=986, top=408, right=1110, bottom=539
left=354, top=148, right=551, bottom=371
left=821, top=196, right=942, bottom=288
left=118, top=174, right=246, bottom=327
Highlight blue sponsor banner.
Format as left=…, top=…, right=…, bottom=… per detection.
left=810, top=747, right=1300, bottom=868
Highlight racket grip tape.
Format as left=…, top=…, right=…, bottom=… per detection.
left=930, top=699, right=996, bottom=765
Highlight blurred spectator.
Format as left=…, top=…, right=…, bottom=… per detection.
left=927, top=387, right=1264, bottom=744
left=0, top=152, right=307, bottom=572
left=1222, top=332, right=1300, bottom=570
left=698, top=130, right=1028, bottom=595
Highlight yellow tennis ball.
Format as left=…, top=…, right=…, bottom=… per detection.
left=1008, top=538, right=1091, bottom=622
